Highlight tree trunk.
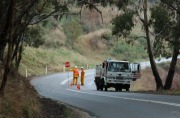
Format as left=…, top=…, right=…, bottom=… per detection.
left=0, top=1, right=10, bottom=63
left=0, top=43, right=6, bottom=63
left=16, top=42, right=23, bottom=69
left=0, top=0, right=16, bottom=95
left=164, top=40, right=179, bottom=90
left=143, top=0, right=163, bottom=90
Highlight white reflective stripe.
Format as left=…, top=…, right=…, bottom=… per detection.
left=67, top=89, right=180, bottom=107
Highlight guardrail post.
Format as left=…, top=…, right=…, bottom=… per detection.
left=63, top=65, right=65, bottom=72
left=46, top=66, right=48, bottom=74
left=26, top=69, right=28, bottom=78
left=86, top=64, right=88, bottom=69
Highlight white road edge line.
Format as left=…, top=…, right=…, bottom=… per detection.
left=66, top=89, right=180, bottom=107
left=60, top=73, right=94, bottom=85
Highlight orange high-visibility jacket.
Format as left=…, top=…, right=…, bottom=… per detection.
left=73, top=68, right=79, bottom=77
left=81, top=69, right=85, bottom=76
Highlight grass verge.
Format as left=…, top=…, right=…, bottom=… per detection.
left=132, top=59, right=180, bottom=95
left=0, top=70, right=90, bottom=118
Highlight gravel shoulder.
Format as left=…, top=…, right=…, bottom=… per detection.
left=40, top=97, right=92, bottom=118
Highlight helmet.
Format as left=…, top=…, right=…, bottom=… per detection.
left=75, top=66, right=77, bottom=68
left=81, top=67, right=83, bottom=69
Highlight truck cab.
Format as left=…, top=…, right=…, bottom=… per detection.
left=94, top=59, right=141, bottom=91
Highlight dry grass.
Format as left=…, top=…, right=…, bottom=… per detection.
left=131, top=67, right=156, bottom=91
left=0, top=72, right=41, bottom=118
left=77, top=29, right=110, bottom=50
left=0, top=70, right=89, bottom=118
left=19, top=46, right=106, bottom=77
left=43, top=20, right=67, bottom=48
left=81, top=6, right=120, bottom=27
left=132, top=60, right=180, bottom=93
left=75, top=28, right=112, bottom=60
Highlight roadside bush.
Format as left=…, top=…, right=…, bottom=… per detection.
left=42, top=19, right=58, bottom=29
left=80, top=9, right=103, bottom=33
left=111, top=41, right=147, bottom=61
left=61, top=17, right=83, bottom=47
left=101, top=31, right=114, bottom=41
left=24, top=26, right=45, bottom=48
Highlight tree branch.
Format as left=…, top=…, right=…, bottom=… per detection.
left=134, top=1, right=145, bottom=24
left=161, top=0, right=180, bottom=14
left=15, top=0, right=36, bottom=24
left=79, top=0, right=104, bottom=23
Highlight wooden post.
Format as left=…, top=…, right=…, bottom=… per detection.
left=63, top=65, right=65, bottom=72
left=46, top=66, right=47, bottom=74
left=26, top=69, right=28, bottom=78
left=86, top=64, right=88, bottom=69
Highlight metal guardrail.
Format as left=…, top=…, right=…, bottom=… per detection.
left=140, top=55, right=180, bottom=69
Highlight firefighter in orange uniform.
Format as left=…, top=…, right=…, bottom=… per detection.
left=80, top=67, right=85, bottom=85
left=72, top=66, right=79, bottom=85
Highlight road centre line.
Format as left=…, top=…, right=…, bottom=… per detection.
left=66, top=89, right=180, bottom=107
left=60, top=73, right=94, bottom=85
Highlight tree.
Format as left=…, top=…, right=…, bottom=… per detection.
left=0, top=0, right=115, bottom=95
left=0, top=0, right=76, bottom=95
left=24, top=26, right=45, bottom=48
left=152, top=0, right=180, bottom=89
left=111, top=0, right=180, bottom=90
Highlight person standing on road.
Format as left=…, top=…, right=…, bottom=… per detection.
left=80, top=67, right=85, bottom=86
left=72, top=66, right=79, bottom=85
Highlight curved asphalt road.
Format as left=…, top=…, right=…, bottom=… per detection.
left=31, top=68, right=180, bottom=118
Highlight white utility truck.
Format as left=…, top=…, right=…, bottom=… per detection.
left=94, top=59, right=141, bottom=91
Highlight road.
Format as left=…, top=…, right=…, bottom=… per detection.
left=31, top=68, right=180, bottom=118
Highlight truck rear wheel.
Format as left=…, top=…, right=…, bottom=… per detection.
left=115, top=87, right=118, bottom=91
left=99, top=79, right=104, bottom=91
left=96, top=85, right=100, bottom=90
left=100, top=86, right=103, bottom=91
left=125, top=84, right=130, bottom=91
left=126, top=87, right=130, bottom=91
left=118, top=87, right=122, bottom=91
left=105, top=86, right=108, bottom=91
left=117, top=84, right=122, bottom=91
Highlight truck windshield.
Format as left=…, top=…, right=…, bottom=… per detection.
left=108, top=62, right=130, bottom=72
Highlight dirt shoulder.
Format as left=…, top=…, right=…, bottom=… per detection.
left=132, top=59, right=180, bottom=93
left=0, top=71, right=91, bottom=118
left=40, top=97, right=91, bottom=118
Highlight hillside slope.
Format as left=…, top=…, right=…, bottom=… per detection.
left=1, top=3, right=179, bottom=118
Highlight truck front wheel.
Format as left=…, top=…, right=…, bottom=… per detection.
left=105, top=86, right=108, bottom=91
left=125, top=84, right=130, bottom=91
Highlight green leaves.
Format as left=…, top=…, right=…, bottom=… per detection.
left=112, top=41, right=147, bottom=61
left=25, top=26, right=45, bottom=48
left=150, top=2, right=180, bottom=57
left=111, top=10, right=135, bottom=38
left=150, top=3, right=171, bottom=37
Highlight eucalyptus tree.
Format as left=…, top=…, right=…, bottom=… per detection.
left=0, top=0, right=129, bottom=95
left=0, top=0, right=138, bottom=95
left=151, top=0, right=180, bottom=89
left=76, top=0, right=179, bottom=90
left=111, top=0, right=180, bottom=90
left=0, top=0, right=105, bottom=95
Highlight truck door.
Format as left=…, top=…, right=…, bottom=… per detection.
left=131, top=63, right=141, bottom=80
left=102, top=62, right=108, bottom=77
left=131, top=63, right=140, bottom=72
